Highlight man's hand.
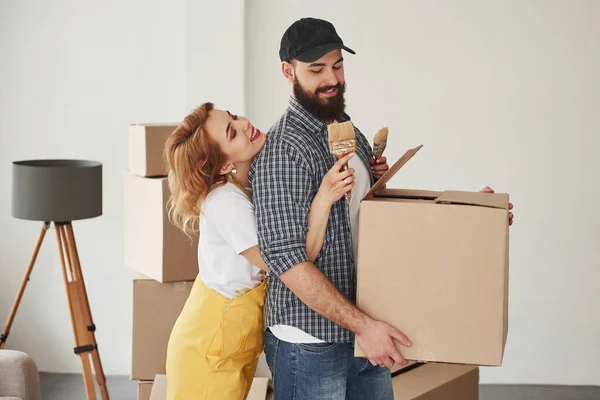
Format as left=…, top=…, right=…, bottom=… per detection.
left=356, top=318, right=412, bottom=368
left=481, top=186, right=514, bottom=226
left=370, top=156, right=389, bottom=181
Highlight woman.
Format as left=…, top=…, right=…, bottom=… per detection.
left=163, top=102, right=356, bottom=399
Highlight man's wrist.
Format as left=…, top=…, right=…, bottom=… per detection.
left=351, top=312, right=371, bottom=336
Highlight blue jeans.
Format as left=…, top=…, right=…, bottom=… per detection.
left=263, top=329, right=393, bottom=400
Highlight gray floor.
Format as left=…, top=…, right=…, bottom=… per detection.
left=40, top=373, right=600, bottom=399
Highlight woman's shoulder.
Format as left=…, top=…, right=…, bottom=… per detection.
left=203, top=182, right=251, bottom=211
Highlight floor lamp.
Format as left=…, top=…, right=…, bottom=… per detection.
left=1, top=159, right=109, bottom=400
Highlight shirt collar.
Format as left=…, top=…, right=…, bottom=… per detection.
left=250, top=98, right=353, bottom=185
left=287, top=97, right=352, bottom=135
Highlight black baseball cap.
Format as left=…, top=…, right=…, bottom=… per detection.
left=279, top=17, right=356, bottom=63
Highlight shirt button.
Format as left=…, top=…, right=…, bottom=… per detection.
left=224, top=304, right=230, bottom=310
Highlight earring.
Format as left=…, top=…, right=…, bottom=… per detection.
left=231, top=168, right=237, bottom=174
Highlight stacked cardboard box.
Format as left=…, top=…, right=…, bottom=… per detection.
left=125, top=122, right=273, bottom=398
left=147, top=375, right=271, bottom=400
left=137, top=381, right=153, bottom=400
left=391, top=362, right=479, bottom=399
left=125, top=123, right=199, bottom=398
left=125, top=123, right=199, bottom=283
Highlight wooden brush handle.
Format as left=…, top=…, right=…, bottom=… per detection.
left=341, top=163, right=351, bottom=203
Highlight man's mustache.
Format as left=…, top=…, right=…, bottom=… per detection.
left=316, top=83, right=343, bottom=95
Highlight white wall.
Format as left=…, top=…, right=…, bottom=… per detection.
left=245, top=0, right=600, bottom=386
left=0, top=0, right=187, bottom=374
left=186, top=0, right=245, bottom=114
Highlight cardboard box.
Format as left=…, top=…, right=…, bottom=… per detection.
left=247, top=377, right=269, bottom=400
left=149, top=375, right=167, bottom=400
left=149, top=375, right=271, bottom=400
left=124, top=172, right=199, bottom=282
left=391, top=360, right=419, bottom=375
left=355, top=145, right=510, bottom=366
left=138, top=381, right=153, bottom=400
left=132, top=276, right=194, bottom=381
left=129, top=123, right=178, bottom=177
left=392, top=363, right=479, bottom=399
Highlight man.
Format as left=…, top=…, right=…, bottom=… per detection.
left=250, top=17, right=514, bottom=399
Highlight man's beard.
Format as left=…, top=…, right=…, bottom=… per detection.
left=293, top=78, right=346, bottom=122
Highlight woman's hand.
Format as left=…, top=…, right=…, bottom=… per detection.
left=315, top=153, right=356, bottom=207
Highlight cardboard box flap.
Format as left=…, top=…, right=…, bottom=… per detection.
left=363, top=145, right=423, bottom=200
left=435, top=190, right=509, bottom=209
left=375, top=188, right=442, bottom=200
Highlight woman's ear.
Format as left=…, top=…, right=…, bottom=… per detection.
left=220, top=161, right=234, bottom=176
left=282, top=61, right=295, bottom=83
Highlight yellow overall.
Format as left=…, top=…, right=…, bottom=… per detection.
left=165, top=275, right=266, bottom=399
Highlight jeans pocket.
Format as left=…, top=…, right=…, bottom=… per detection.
left=297, top=342, right=338, bottom=353
left=263, top=330, right=279, bottom=383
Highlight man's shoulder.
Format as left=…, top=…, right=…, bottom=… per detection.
left=262, top=112, right=316, bottom=155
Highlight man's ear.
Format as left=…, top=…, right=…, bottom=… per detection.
left=282, top=61, right=295, bottom=83
left=219, top=161, right=234, bottom=176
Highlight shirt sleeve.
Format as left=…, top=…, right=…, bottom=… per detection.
left=206, top=187, right=258, bottom=255
left=252, top=141, right=314, bottom=277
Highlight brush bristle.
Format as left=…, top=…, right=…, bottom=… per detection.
left=328, top=121, right=356, bottom=142
left=372, top=127, right=388, bottom=159
left=374, top=127, right=388, bottom=144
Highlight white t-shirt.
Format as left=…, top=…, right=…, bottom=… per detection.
left=197, top=182, right=264, bottom=299
left=270, top=155, right=372, bottom=343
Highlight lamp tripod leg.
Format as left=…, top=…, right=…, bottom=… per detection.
left=0, top=222, right=50, bottom=349
left=64, top=223, right=109, bottom=400
left=56, top=223, right=109, bottom=400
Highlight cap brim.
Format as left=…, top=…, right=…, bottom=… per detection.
left=294, top=43, right=356, bottom=63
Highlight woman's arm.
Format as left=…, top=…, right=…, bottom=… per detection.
left=240, top=197, right=332, bottom=269
left=241, top=153, right=356, bottom=270
left=241, top=246, right=269, bottom=272
left=306, top=196, right=331, bottom=262
left=306, top=153, right=356, bottom=262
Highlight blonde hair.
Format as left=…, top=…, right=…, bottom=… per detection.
left=164, top=102, right=228, bottom=238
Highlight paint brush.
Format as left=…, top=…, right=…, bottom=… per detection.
left=372, top=127, right=388, bottom=160
left=328, top=121, right=357, bottom=203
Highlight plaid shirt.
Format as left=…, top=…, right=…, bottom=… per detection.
left=249, top=97, right=374, bottom=343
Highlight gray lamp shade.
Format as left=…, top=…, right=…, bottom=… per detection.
left=12, top=159, right=102, bottom=222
